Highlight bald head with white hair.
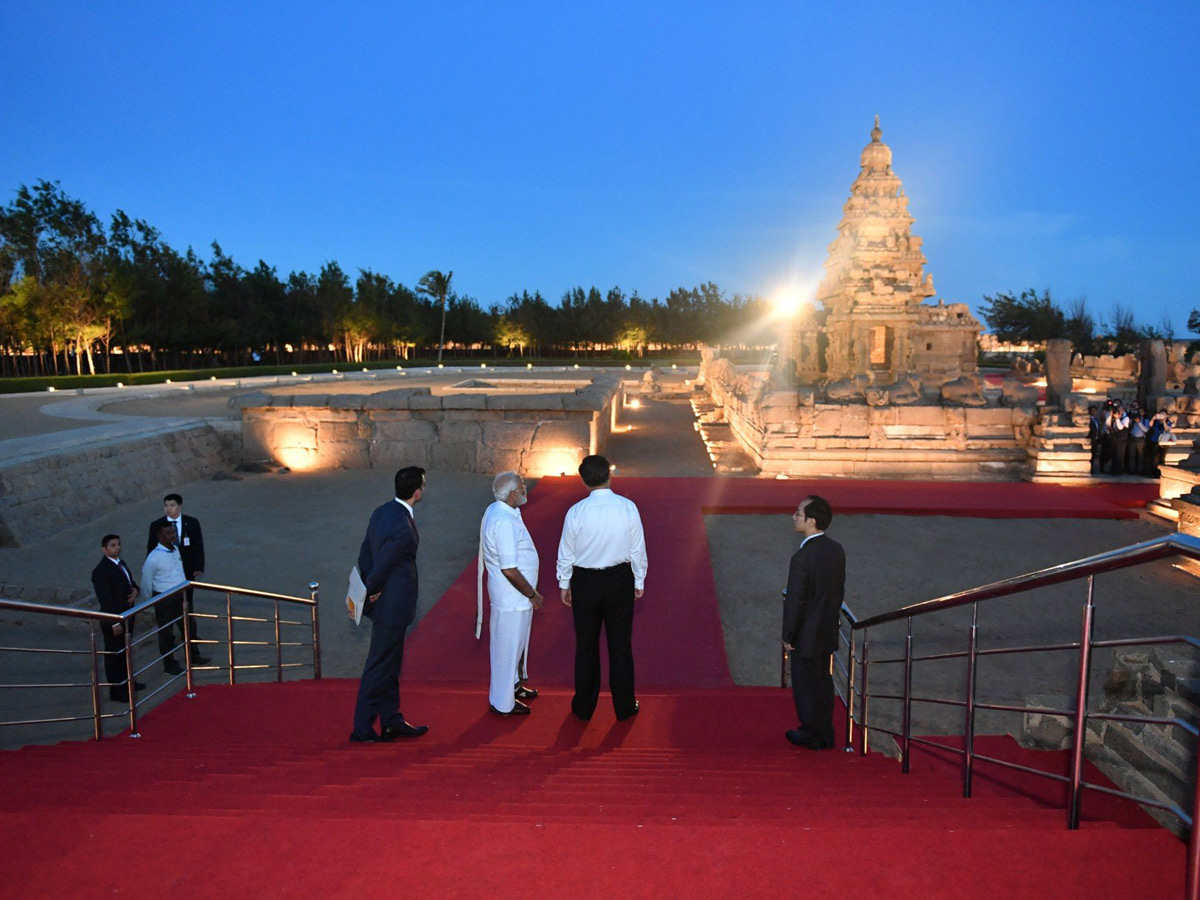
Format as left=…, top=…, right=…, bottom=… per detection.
left=492, top=471, right=526, bottom=506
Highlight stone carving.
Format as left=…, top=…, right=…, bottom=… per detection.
left=642, top=369, right=662, bottom=395
left=825, top=374, right=872, bottom=403
left=939, top=374, right=988, bottom=407
left=1000, top=378, right=1040, bottom=407
left=1045, top=340, right=1072, bottom=408
left=865, top=377, right=922, bottom=407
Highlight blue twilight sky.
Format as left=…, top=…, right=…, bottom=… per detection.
left=3, top=2, right=1198, bottom=333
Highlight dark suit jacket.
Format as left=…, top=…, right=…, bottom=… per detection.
left=147, top=515, right=205, bottom=577
left=358, top=500, right=419, bottom=629
left=91, top=557, right=139, bottom=632
left=782, top=533, right=846, bottom=659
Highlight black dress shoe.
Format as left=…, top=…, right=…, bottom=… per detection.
left=786, top=728, right=827, bottom=750
left=132, top=681, right=146, bottom=691
left=616, top=700, right=639, bottom=721
left=489, top=700, right=531, bottom=717
left=163, top=660, right=183, bottom=676
left=349, top=731, right=382, bottom=743
left=514, top=684, right=538, bottom=701
left=382, top=720, right=429, bottom=739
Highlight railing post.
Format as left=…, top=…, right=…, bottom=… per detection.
left=226, top=591, right=236, bottom=686
left=843, top=629, right=856, bottom=753
left=901, top=617, right=913, bottom=774
left=858, top=628, right=870, bottom=756
left=274, top=599, right=283, bottom=683
left=124, top=627, right=140, bottom=739
left=963, top=601, right=979, bottom=798
left=88, top=630, right=102, bottom=742
left=1068, top=575, right=1096, bottom=830
left=309, top=582, right=322, bottom=680
left=182, top=588, right=196, bottom=700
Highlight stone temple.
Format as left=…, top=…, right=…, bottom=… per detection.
left=786, top=116, right=980, bottom=388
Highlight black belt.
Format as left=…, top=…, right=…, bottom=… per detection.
left=574, top=562, right=631, bottom=573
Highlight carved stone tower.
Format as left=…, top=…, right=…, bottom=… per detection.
left=789, top=117, right=978, bottom=386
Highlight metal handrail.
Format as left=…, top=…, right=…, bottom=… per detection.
left=831, top=532, right=1200, bottom=900
left=852, top=532, right=1200, bottom=629
left=0, top=578, right=320, bottom=741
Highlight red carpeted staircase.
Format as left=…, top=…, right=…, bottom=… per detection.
left=0, top=680, right=1186, bottom=898
left=0, top=478, right=1182, bottom=898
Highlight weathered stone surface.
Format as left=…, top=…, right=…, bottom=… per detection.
left=431, top=442, right=478, bottom=471
left=476, top=447, right=525, bottom=474
left=523, top=447, right=586, bottom=477
left=370, top=440, right=432, bottom=469
left=328, top=394, right=366, bottom=410
left=318, top=441, right=371, bottom=469
left=563, top=392, right=606, bottom=411
left=229, top=391, right=272, bottom=409
left=273, top=422, right=317, bottom=451
left=366, top=388, right=427, bottom=409
left=408, top=394, right=443, bottom=410
left=1045, top=339, right=1072, bottom=408
left=369, top=410, right=413, bottom=423
left=530, top=420, right=590, bottom=450
left=441, top=393, right=488, bottom=409
left=481, top=422, right=536, bottom=449
left=319, top=420, right=368, bottom=444
left=373, top=419, right=436, bottom=443
left=437, top=421, right=483, bottom=444
left=487, top=394, right=565, bottom=411
left=838, top=406, right=869, bottom=437
left=939, top=375, right=988, bottom=407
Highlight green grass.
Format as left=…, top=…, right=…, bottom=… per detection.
left=0, top=356, right=701, bottom=394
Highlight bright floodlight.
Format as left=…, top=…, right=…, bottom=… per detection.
left=773, top=291, right=805, bottom=317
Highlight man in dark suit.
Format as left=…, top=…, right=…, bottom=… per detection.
left=90, top=534, right=145, bottom=702
left=350, top=466, right=430, bottom=743
left=147, top=493, right=210, bottom=666
left=782, top=495, right=846, bottom=751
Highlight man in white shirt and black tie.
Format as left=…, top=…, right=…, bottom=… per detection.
left=91, top=534, right=145, bottom=702
left=556, top=454, right=648, bottom=722
left=478, top=471, right=543, bottom=716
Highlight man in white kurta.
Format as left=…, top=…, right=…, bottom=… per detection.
left=478, top=472, right=544, bottom=715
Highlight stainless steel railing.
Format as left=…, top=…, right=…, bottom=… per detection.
left=0, top=579, right=320, bottom=741
left=799, top=532, right=1199, bottom=900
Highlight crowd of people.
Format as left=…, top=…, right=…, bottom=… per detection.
left=1088, top=400, right=1177, bottom=477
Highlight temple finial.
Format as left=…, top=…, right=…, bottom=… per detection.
left=871, top=115, right=882, bottom=142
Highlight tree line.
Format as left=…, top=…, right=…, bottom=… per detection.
left=0, top=181, right=773, bottom=377
left=979, top=288, right=1191, bottom=356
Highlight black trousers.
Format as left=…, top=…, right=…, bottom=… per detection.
left=100, top=620, right=134, bottom=687
left=570, top=563, right=636, bottom=719
left=154, top=590, right=202, bottom=662
left=791, top=652, right=835, bottom=747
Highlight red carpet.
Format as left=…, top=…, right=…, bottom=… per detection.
left=0, top=478, right=1182, bottom=898
left=406, top=477, right=1156, bottom=688
left=0, top=682, right=1185, bottom=899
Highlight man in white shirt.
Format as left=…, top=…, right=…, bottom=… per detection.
left=141, top=521, right=189, bottom=675
left=479, top=471, right=544, bottom=715
left=556, top=454, right=648, bottom=721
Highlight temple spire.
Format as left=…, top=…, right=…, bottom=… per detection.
left=871, top=114, right=882, bottom=142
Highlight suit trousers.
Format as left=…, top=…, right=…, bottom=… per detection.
left=100, top=621, right=134, bottom=687
left=791, top=653, right=835, bottom=746
left=570, top=563, right=636, bottom=719
left=489, top=606, right=533, bottom=713
left=352, top=623, right=408, bottom=737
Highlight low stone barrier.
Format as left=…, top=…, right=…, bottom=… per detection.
left=0, top=422, right=240, bottom=548
left=233, top=374, right=623, bottom=476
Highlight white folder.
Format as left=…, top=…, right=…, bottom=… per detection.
left=346, top=566, right=367, bottom=625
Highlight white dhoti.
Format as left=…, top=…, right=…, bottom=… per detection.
left=488, top=605, right=533, bottom=712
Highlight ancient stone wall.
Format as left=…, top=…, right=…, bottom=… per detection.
left=0, top=422, right=240, bottom=548
left=235, top=374, right=622, bottom=477
left=707, top=364, right=1032, bottom=478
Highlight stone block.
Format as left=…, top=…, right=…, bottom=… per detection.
left=268, top=394, right=294, bottom=407
left=891, top=406, right=947, bottom=427
left=317, top=441, right=371, bottom=469
left=369, top=410, right=413, bottom=423
left=477, top=446, right=525, bottom=475
left=441, top=393, right=488, bottom=409
left=370, top=440, right=432, bottom=469
left=563, top=392, right=607, bottom=411
left=523, top=447, right=587, bottom=477
left=838, top=406, right=869, bottom=437
left=964, top=407, right=1014, bottom=427
left=319, top=420, right=368, bottom=443
left=328, top=394, right=366, bottom=410
left=241, top=416, right=273, bottom=460
left=273, top=421, right=317, bottom=451
left=437, top=421, right=483, bottom=444
left=481, top=422, right=537, bottom=449
left=366, top=388, right=426, bottom=409
left=444, top=408, right=502, bottom=422
left=373, top=419, right=437, bottom=442
left=813, top=409, right=842, bottom=436
left=408, top=394, right=443, bottom=410
left=230, top=391, right=272, bottom=409
left=431, top=442, right=479, bottom=471
left=530, top=420, right=590, bottom=450
left=487, top=394, right=565, bottom=411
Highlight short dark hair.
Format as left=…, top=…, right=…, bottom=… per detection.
left=394, top=466, right=426, bottom=501
left=159, top=521, right=176, bottom=534
left=802, top=495, right=833, bottom=531
left=101, top=533, right=119, bottom=546
left=163, top=493, right=183, bottom=505
left=578, top=455, right=611, bottom=488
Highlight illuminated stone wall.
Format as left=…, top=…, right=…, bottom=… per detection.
left=235, top=374, right=622, bottom=477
